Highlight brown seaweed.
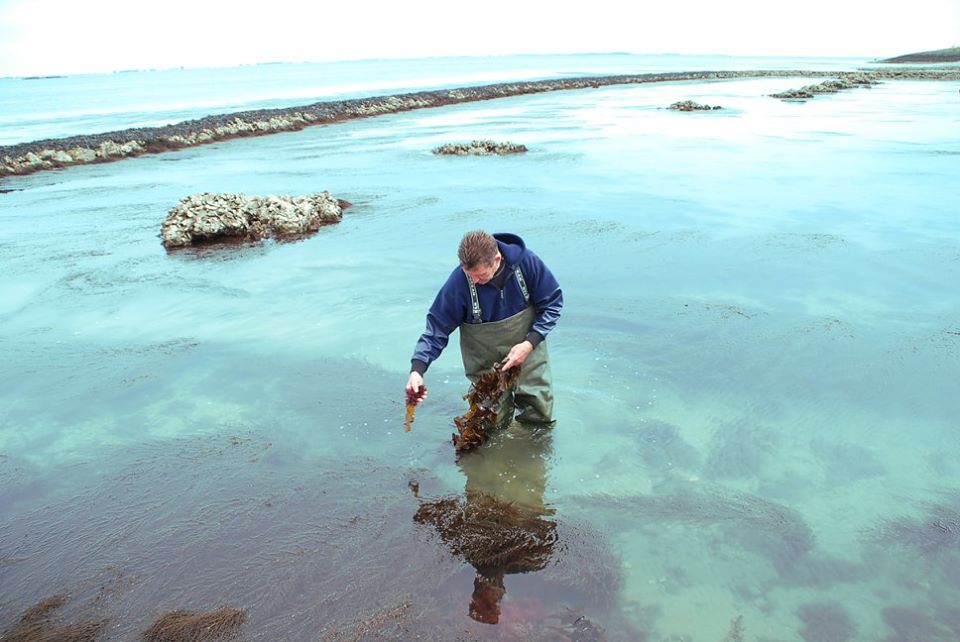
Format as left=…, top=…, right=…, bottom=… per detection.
left=2, top=595, right=106, bottom=642
left=414, top=491, right=557, bottom=573
left=451, top=362, right=520, bottom=454
left=142, top=607, right=245, bottom=642
left=415, top=490, right=557, bottom=626
left=403, top=386, right=426, bottom=432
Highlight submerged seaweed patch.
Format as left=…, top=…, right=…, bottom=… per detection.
left=633, top=419, right=701, bottom=473
left=881, top=605, right=949, bottom=642
left=414, top=491, right=558, bottom=573
left=143, top=607, right=245, bottom=642
left=873, top=495, right=960, bottom=558
left=704, top=420, right=779, bottom=480
left=797, top=602, right=856, bottom=642
left=582, top=487, right=815, bottom=560
left=1, top=595, right=105, bottom=642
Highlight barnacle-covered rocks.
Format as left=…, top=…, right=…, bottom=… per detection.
left=771, top=73, right=879, bottom=99
left=668, top=100, right=722, bottom=111
left=161, top=191, right=348, bottom=248
left=432, top=140, right=528, bottom=156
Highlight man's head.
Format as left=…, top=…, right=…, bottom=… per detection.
left=458, top=230, right=501, bottom=285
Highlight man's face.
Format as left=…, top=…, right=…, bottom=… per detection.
left=463, top=253, right=501, bottom=285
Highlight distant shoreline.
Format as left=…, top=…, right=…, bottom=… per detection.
left=3, top=67, right=959, bottom=180
left=879, top=47, right=960, bottom=64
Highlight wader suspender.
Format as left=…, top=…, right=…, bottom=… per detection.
left=466, top=266, right=530, bottom=324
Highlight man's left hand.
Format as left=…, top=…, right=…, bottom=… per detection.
left=502, top=340, right=534, bottom=371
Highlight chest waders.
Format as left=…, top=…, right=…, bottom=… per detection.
left=459, top=266, right=554, bottom=428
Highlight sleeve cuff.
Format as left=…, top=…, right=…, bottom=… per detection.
left=525, top=332, right=544, bottom=348
left=411, top=359, right=429, bottom=375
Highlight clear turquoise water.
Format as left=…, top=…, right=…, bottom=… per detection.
left=1, top=57, right=959, bottom=640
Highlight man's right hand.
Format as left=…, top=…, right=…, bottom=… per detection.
left=406, top=372, right=428, bottom=404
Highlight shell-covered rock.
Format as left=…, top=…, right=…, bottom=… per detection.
left=668, top=100, right=722, bottom=111
left=770, top=73, right=879, bottom=99
left=161, top=191, right=347, bottom=248
left=432, top=140, right=528, bottom=156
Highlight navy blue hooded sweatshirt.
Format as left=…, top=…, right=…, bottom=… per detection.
left=411, top=233, right=563, bottom=375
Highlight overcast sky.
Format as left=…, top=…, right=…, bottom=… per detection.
left=1, top=0, right=957, bottom=76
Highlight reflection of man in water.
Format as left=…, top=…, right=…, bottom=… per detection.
left=414, top=423, right=556, bottom=624
left=405, top=230, right=563, bottom=427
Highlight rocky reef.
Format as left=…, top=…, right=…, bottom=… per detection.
left=4, top=68, right=960, bottom=180
left=668, top=100, right=722, bottom=111
left=432, top=139, right=528, bottom=156
left=161, top=192, right=348, bottom=249
left=770, top=72, right=879, bottom=99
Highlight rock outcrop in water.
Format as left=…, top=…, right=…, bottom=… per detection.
left=668, top=100, right=722, bottom=111
left=432, top=140, right=528, bottom=156
left=161, top=192, right=348, bottom=248
left=770, top=73, right=879, bottom=99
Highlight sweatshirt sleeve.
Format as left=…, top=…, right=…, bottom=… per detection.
left=411, top=270, right=467, bottom=372
left=522, top=250, right=563, bottom=340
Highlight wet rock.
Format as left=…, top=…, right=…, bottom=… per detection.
left=669, top=100, right=722, bottom=111
left=69, top=147, right=98, bottom=162
left=433, top=139, right=528, bottom=156
left=161, top=191, right=348, bottom=248
left=771, top=73, right=879, bottom=100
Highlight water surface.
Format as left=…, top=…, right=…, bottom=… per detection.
left=2, top=63, right=960, bottom=640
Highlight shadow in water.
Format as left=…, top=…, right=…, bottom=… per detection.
left=417, top=422, right=556, bottom=625
left=413, top=423, right=609, bottom=639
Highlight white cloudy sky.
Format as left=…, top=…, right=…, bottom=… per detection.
left=1, top=0, right=957, bottom=76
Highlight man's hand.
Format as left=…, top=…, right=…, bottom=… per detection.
left=501, top=340, right=534, bottom=371
left=406, top=372, right=428, bottom=404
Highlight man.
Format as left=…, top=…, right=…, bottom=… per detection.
left=406, top=230, right=563, bottom=426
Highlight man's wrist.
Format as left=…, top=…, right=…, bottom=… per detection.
left=410, top=359, right=428, bottom=376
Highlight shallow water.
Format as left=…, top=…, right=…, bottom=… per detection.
left=2, top=63, right=960, bottom=641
